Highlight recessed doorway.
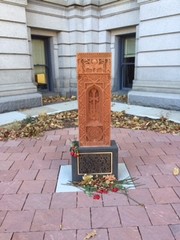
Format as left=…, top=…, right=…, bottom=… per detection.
left=119, top=34, right=136, bottom=90
left=32, top=36, right=52, bottom=92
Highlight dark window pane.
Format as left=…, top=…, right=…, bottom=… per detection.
left=118, top=34, right=135, bottom=90
left=124, top=57, right=135, bottom=64
left=122, top=64, right=134, bottom=88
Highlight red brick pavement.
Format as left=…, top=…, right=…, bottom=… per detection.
left=0, top=128, right=179, bottom=240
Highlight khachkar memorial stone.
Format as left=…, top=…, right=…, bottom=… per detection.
left=72, top=53, right=118, bottom=181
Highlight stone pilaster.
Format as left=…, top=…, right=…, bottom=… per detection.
left=0, top=0, right=42, bottom=112
left=129, top=0, right=180, bottom=110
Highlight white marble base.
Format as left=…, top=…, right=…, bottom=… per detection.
left=56, top=163, right=135, bottom=193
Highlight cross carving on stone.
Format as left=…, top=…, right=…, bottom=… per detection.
left=89, top=88, right=99, bottom=120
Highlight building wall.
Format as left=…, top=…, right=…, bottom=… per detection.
left=0, top=0, right=41, bottom=112
left=0, top=0, right=179, bottom=112
left=128, top=0, right=180, bottom=109
left=27, top=0, right=139, bottom=96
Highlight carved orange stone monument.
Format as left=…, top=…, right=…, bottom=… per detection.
left=72, top=53, right=118, bottom=181
left=78, top=53, right=111, bottom=146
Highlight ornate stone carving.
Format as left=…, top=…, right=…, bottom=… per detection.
left=77, top=53, right=111, bottom=146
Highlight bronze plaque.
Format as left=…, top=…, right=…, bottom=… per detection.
left=77, top=152, right=112, bottom=175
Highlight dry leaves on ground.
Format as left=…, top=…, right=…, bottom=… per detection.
left=0, top=110, right=179, bottom=141
left=111, top=111, right=180, bottom=134
left=42, top=94, right=128, bottom=105
left=112, top=94, right=128, bottom=103
left=42, top=95, right=77, bottom=105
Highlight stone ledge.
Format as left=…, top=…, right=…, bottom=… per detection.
left=128, top=91, right=180, bottom=111
left=38, top=0, right=125, bottom=6
left=0, top=93, right=42, bottom=113
left=2, top=0, right=27, bottom=6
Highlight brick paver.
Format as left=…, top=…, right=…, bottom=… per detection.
left=137, top=164, right=161, bottom=176
left=0, top=160, right=14, bottom=170
left=135, top=175, right=159, bottom=189
left=14, top=169, right=38, bottom=180
left=12, top=232, right=44, bottom=240
left=108, top=227, right=141, bottom=240
left=25, top=152, right=45, bottom=161
left=51, top=192, right=77, bottom=209
left=174, top=187, right=180, bottom=198
left=6, top=146, right=24, bottom=153
left=91, top=207, right=121, bottom=228
left=77, top=192, right=103, bottom=208
left=10, top=159, right=33, bottom=170
left=150, top=188, right=180, bottom=204
left=145, top=204, right=180, bottom=225
left=23, top=193, right=52, bottom=210
left=119, top=205, right=151, bottom=227
left=0, top=233, right=12, bottom=240
left=0, top=194, right=27, bottom=210
left=170, top=224, right=180, bottom=240
left=77, top=229, right=109, bottom=240
left=127, top=188, right=155, bottom=205
left=7, top=152, right=28, bottom=162
left=30, top=159, right=51, bottom=170
left=172, top=204, right=180, bottom=218
left=0, top=152, right=11, bottom=160
left=42, top=180, right=56, bottom=193
left=31, top=209, right=62, bottom=231
left=0, top=181, right=22, bottom=194
left=44, top=230, right=76, bottom=240
left=0, top=210, right=34, bottom=232
left=102, top=192, right=129, bottom=207
left=153, top=174, right=180, bottom=187
left=0, top=211, right=7, bottom=226
left=0, top=127, right=179, bottom=239
left=157, top=162, right=178, bottom=174
left=62, top=207, right=91, bottom=229
left=141, top=155, right=164, bottom=165
left=139, top=225, right=175, bottom=240
left=36, top=169, right=59, bottom=181
left=18, top=180, right=45, bottom=194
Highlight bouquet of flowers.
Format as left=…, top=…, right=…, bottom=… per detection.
left=71, top=174, right=136, bottom=199
left=70, top=140, right=79, bottom=158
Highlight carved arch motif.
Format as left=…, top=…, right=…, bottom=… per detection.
left=87, top=85, right=102, bottom=123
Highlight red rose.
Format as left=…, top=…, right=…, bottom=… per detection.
left=97, top=190, right=104, bottom=194
left=102, top=189, right=108, bottom=194
left=112, top=188, right=119, bottom=192
left=97, top=189, right=108, bottom=194
left=93, top=194, right=100, bottom=200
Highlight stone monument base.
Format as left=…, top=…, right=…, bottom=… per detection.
left=72, top=140, right=118, bottom=182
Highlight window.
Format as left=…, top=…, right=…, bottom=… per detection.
left=119, top=34, right=135, bottom=90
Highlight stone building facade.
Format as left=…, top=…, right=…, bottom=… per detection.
left=0, top=0, right=179, bottom=112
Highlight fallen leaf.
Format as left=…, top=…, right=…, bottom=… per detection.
left=173, top=167, right=180, bottom=176
left=84, top=230, right=97, bottom=240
